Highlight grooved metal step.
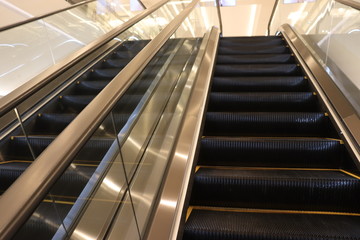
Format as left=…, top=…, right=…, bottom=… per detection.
left=204, top=112, right=331, bottom=137
left=191, top=168, right=360, bottom=212
left=216, top=54, right=294, bottom=64
left=211, top=76, right=308, bottom=92
left=215, top=64, right=301, bottom=76
left=208, top=92, right=318, bottom=112
left=184, top=210, right=360, bottom=240
left=198, top=137, right=342, bottom=168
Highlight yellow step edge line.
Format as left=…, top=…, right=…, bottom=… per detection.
left=195, top=166, right=200, bottom=173
left=47, top=194, right=131, bottom=204
left=0, top=160, right=98, bottom=167
left=0, top=160, right=32, bottom=164
left=186, top=207, right=193, bottom=222
left=43, top=199, right=75, bottom=205
left=70, top=163, right=98, bottom=167
left=340, top=170, right=360, bottom=180
left=201, top=136, right=343, bottom=142
left=189, top=206, right=360, bottom=217
left=197, top=165, right=340, bottom=172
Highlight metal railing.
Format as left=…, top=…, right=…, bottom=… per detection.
left=281, top=23, right=360, bottom=167
left=267, top=0, right=280, bottom=36
left=336, top=0, right=360, bottom=10
left=0, top=0, right=96, bottom=32
left=215, top=0, right=224, bottom=35
left=146, top=26, right=220, bottom=240
left=0, top=0, right=200, bottom=238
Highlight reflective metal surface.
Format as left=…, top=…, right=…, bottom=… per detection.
left=107, top=38, right=201, bottom=240
left=214, top=0, right=223, bottom=35
left=281, top=23, right=360, bottom=165
left=267, top=0, right=280, bottom=36
left=336, top=0, right=360, bottom=10
left=146, top=26, right=220, bottom=240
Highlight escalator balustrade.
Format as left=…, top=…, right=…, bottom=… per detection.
left=0, top=39, right=159, bottom=239
left=183, top=36, right=360, bottom=240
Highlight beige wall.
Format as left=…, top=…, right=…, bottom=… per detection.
left=220, top=0, right=276, bottom=36
left=0, top=0, right=277, bottom=35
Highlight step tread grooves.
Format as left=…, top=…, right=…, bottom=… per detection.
left=184, top=210, right=360, bottom=240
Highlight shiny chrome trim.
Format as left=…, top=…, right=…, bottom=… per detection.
left=106, top=39, right=200, bottom=240
left=0, top=0, right=168, bottom=118
left=280, top=23, right=360, bottom=164
left=215, top=0, right=223, bottom=35
left=267, top=0, right=280, bottom=36
left=68, top=39, right=186, bottom=240
left=146, top=26, right=220, bottom=240
left=0, top=0, right=199, bottom=238
left=336, top=0, right=360, bottom=10
left=0, top=0, right=96, bottom=32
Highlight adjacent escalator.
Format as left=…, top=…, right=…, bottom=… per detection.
left=0, top=39, right=161, bottom=239
left=183, top=36, right=360, bottom=239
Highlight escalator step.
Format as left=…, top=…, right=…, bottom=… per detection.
left=211, top=76, right=308, bottom=92
left=184, top=210, right=360, bottom=240
left=58, top=94, right=143, bottom=113
left=13, top=202, right=73, bottom=240
left=0, top=161, right=95, bottom=197
left=31, top=111, right=131, bottom=135
left=32, top=113, right=76, bottom=134
left=220, top=36, right=284, bottom=45
left=215, top=64, right=301, bottom=76
left=198, top=137, right=342, bottom=168
left=59, top=95, right=93, bottom=113
left=113, top=50, right=140, bottom=59
left=216, top=54, right=294, bottom=64
left=0, top=162, right=30, bottom=192
left=191, top=168, right=360, bottom=212
left=75, top=81, right=109, bottom=94
left=103, top=58, right=130, bottom=68
left=89, top=69, right=121, bottom=80
left=218, top=45, right=289, bottom=55
left=208, top=92, right=318, bottom=112
left=5, top=136, right=114, bottom=163
left=76, top=78, right=153, bottom=96
left=204, top=112, right=331, bottom=137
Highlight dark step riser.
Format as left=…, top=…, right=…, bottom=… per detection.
left=208, top=93, right=318, bottom=112
left=198, top=138, right=342, bottom=168
left=0, top=162, right=95, bottom=196
left=211, top=77, right=309, bottom=92
left=218, top=46, right=290, bottom=55
left=204, top=113, right=332, bottom=137
left=5, top=137, right=113, bottom=162
left=216, top=54, right=295, bottom=64
left=215, top=64, right=301, bottom=77
left=191, top=171, right=360, bottom=212
left=184, top=210, right=360, bottom=240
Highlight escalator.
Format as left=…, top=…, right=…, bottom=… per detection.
left=0, top=39, right=164, bottom=238
left=182, top=36, right=360, bottom=239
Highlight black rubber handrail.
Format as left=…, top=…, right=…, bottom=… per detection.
left=0, top=0, right=96, bottom=32
left=0, top=0, right=166, bottom=118
left=0, top=0, right=199, bottom=238
left=336, top=0, right=360, bottom=10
